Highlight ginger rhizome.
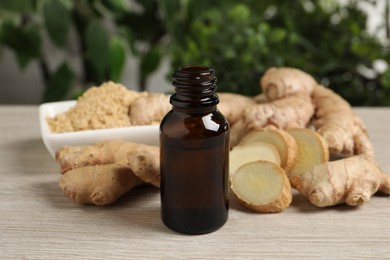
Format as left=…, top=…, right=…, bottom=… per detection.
left=53, top=67, right=390, bottom=210
left=217, top=92, right=256, bottom=125
left=56, top=140, right=160, bottom=206
left=312, top=85, right=374, bottom=157
left=260, top=67, right=317, bottom=101
left=227, top=67, right=389, bottom=209
left=291, top=155, right=390, bottom=207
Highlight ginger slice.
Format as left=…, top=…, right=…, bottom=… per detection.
left=231, top=161, right=292, bottom=213
left=287, top=128, right=329, bottom=185
left=239, top=128, right=298, bottom=173
left=229, top=141, right=281, bottom=178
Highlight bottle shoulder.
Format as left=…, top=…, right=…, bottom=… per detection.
left=160, top=110, right=229, bottom=138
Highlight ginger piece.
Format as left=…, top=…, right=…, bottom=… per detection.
left=291, top=155, right=390, bottom=207
left=231, top=161, right=292, bottom=213
left=229, top=141, right=281, bottom=178
left=287, top=128, right=329, bottom=187
left=129, top=93, right=171, bottom=125
left=312, top=85, right=374, bottom=157
left=231, top=94, right=315, bottom=145
left=229, top=67, right=318, bottom=145
left=56, top=140, right=160, bottom=187
left=239, top=128, right=298, bottom=173
left=244, top=94, right=315, bottom=130
left=260, top=67, right=317, bottom=101
left=217, top=92, right=256, bottom=125
left=56, top=140, right=160, bottom=205
left=59, top=164, right=142, bottom=206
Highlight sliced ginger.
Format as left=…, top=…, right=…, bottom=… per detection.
left=239, top=128, right=298, bottom=173
left=231, top=161, right=292, bottom=213
left=287, top=128, right=329, bottom=186
left=229, top=141, right=281, bottom=178
left=291, top=155, right=390, bottom=207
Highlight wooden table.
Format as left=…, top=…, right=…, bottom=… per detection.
left=1, top=106, right=390, bottom=259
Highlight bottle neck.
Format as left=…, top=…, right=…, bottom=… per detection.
left=170, top=65, right=219, bottom=113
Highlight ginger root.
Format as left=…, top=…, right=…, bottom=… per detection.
left=56, top=140, right=160, bottom=206
left=260, top=67, right=317, bottom=101
left=129, top=93, right=171, bottom=125
left=312, top=85, right=374, bottom=157
left=228, top=67, right=388, bottom=209
left=231, top=161, right=292, bottom=213
left=290, top=155, right=390, bottom=207
left=230, top=94, right=315, bottom=146
left=217, top=92, right=256, bottom=125
left=60, top=164, right=142, bottom=206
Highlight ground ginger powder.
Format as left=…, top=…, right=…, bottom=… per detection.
left=47, top=81, right=146, bottom=133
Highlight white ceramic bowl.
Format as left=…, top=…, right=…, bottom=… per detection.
left=39, top=100, right=160, bottom=158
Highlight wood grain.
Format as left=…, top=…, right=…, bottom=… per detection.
left=0, top=106, right=390, bottom=259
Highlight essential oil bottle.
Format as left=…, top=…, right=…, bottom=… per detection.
left=160, top=65, right=230, bottom=234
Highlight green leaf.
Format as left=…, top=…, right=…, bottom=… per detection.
left=0, top=0, right=34, bottom=13
left=140, top=47, right=161, bottom=82
left=109, top=36, right=126, bottom=82
left=43, top=62, right=74, bottom=102
left=43, top=0, right=71, bottom=47
left=85, top=20, right=109, bottom=81
left=0, top=22, right=41, bottom=69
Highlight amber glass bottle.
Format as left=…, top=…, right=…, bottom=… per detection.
left=160, top=65, right=230, bottom=234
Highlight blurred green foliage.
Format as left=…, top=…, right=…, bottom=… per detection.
left=0, top=0, right=165, bottom=102
left=1, top=0, right=389, bottom=105
left=161, top=0, right=390, bottom=106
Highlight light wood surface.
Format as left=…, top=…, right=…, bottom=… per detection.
left=1, top=106, right=390, bottom=259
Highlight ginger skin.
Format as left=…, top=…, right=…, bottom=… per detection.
left=60, top=164, right=142, bottom=206
left=230, top=94, right=315, bottom=146
left=56, top=140, right=160, bottom=205
left=290, top=155, right=390, bottom=207
left=312, top=85, right=374, bottom=157
left=217, top=92, right=256, bottom=125
left=129, top=93, right=171, bottom=125
left=260, top=67, right=317, bottom=101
